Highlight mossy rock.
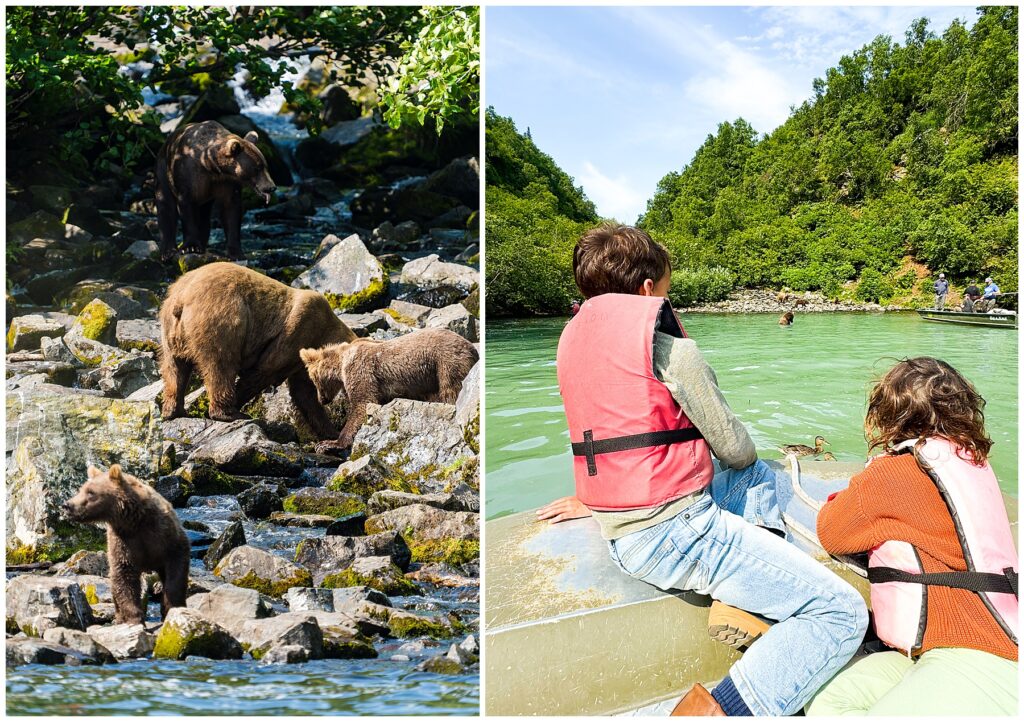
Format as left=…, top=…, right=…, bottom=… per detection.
left=221, top=568, right=313, bottom=599
left=178, top=464, right=248, bottom=496
left=5, top=523, right=107, bottom=565
left=322, top=635, right=379, bottom=660
left=153, top=609, right=243, bottom=660
left=407, top=539, right=480, bottom=566
left=323, top=277, right=388, bottom=313
left=74, top=299, right=118, bottom=344
left=387, top=613, right=457, bottom=640
left=282, top=489, right=366, bottom=518
left=320, top=564, right=419, bottom=597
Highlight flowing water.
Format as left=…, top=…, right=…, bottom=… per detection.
left=485, top=313, right=1018, bottom=519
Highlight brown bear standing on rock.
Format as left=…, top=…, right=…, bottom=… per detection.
left=300, top=327, right=479, bottom=454
left=160, top=262, right=356, bottom=437
left=156, top=120, right=277, bottom=260
left=63, top=464, right=190, bottom=624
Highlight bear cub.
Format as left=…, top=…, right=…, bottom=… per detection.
left=300, top=327, right=478, bottom=454
left=63, top=465, right=190, bottom=625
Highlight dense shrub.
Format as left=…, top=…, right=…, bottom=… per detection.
left=669, top=267, right=735, bottom=307
left=855, top=268, right=895, bottom=303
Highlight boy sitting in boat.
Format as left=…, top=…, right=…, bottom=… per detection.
left=808, top=358, right=1018, bottom=716
left=538, top=223, right=868, bottom=716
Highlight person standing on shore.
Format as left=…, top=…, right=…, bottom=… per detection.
left=933, top=273, right=949, bottom=310
left=539, top=224, right=868, bottom=716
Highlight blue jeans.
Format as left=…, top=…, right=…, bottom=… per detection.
left=608, top=460, right=869, bottom=716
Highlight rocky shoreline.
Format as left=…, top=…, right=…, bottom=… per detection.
left=6, top=78, right=481, bottom=678
left=685, top=289, right=908, bottom=314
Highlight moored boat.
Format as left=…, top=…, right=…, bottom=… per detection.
left=917, top=308, right=1018, bottom=329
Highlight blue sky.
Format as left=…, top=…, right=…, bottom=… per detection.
left=486, top=5, right=977, bottom=222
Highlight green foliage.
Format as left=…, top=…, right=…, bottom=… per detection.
left=485, top=110, right=599, bottom=316
left=379, top=7, right=479, bottom=133
left=669, top=267, right=735, bottom=307
left=6, top=6, right=477, bottom=180
left=638, top=8, right=1017, bottom=294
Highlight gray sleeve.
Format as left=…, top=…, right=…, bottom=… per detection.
left=652, top=332, right=757, bottom=470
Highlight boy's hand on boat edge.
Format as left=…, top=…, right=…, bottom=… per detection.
left=536, top=496, right=592, bottom=523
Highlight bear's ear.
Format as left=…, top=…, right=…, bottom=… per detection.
left=87, top=465, right=102, bottom=479
left=227, top=138, right=243, bottom=156
left=107, top=464, right=125, bottom=484
left=243, top=131, right=259, bottom=145
left=299, top=348, right=320, bottom=365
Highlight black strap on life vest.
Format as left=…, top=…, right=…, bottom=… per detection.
left=571, top=427, right=704, bottom=477
left=868, top=566, right=1019, bottom=598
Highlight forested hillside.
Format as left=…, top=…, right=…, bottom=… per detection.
left=640, top=7, right=1018, bottom=301
left=485, top=109, right=598, bottom=316
left=486, top=7, right=1017, bottom=315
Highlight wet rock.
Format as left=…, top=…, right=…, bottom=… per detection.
left=6, top=314, right=65, bottom=352
left=8, top=210, right=67, bottom=245
left=351, top=186, right=458, bottom=228
left=455, top=244, right=480, bottom=264
left=322, top=555, right=419, bottom=596
left=124, top=240, right=160, bottom=260
left=331, top=585, right=392, bottom=610
left=350, top=399, right=477, bottom=495
left=5, top=575, right=95, bottom=635
left=386, top=299, right=433, bottom=326
left=40, top=336, right=83, bottom=366
left=234, top=612, right=323, bottom=660
left=5, top=388, right=160, bottom=562
left=41, top=627, right=116, bottom=664
left=423, top=304, right=478, bottom=342
left=320, top=116, right=379, bottom=147
left=213, top=545, right=313, bottom=597
left=398, top=254, right=478, bottom=307
left=187, top=584, right=274, bottom=631
left=324, top=512, right=368, bottom=537
left=87, top=623, right=156, bottom=659
left=419, top=157, right=479, bottom=207
left=429, top=204, right=474, bottom=230
left=153, top=475, right=189, bottom=507
left=115, top=319, right=161, bottom=353
left=373, top=220, right=421, bottom=247
left=285, top=587, right=335, bottom=613
left=188, top=422, right=302, bottom=477
left=321, top=626, right=378, bottom=659
left=153, top=608, right=243, bottom=660
left=365, top=504, right=479, bottom=566
left=89, top=604, right=117, bottom=625
left=237, top=483, right=282, bottom=520
left=455, top=360, right=481, bottom=432
left=5, top=360, right=77, bottom=386
left=6, top=637, right=99, bottom=667
left=283, top=487, right=365, bottom=518
left=268, top=512, right=336, bottom=528
left=261, top=643, right=309, bottom=664
left=291, top=234, right=387, bottom=313
left=366, top=485, right=479, bottom=515
left=51, top=550, right=109, bottom=577
left=79, top=353, right=160, bottom=398
left=203, top=520, right=246, bottom=570
left=294, top=532, right=412, bottom=586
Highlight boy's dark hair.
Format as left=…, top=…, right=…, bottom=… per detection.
left=573, top=223, right=672, bottom=298
left=866, top=356, right=992, bottom=464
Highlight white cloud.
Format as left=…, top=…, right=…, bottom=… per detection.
left=577, top=161, right=648, bottom=223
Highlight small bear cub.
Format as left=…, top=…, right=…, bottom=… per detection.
left=63, top=464, right=191, bottom=625
left=300, top=327, right=479, bottom=454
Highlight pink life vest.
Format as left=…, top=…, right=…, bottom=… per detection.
left=867, top=438, right=1019, bottom=655
left=556, top=294, right=712, bottom=511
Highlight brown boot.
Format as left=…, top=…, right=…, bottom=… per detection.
left=708, top=600, right=771, bottom=650
left=671, top=683, right=726, bottom=716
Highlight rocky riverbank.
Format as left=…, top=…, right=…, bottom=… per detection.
left=6, top=77, right=481, bottom=681
left=685, top=288, right=907, bottom=314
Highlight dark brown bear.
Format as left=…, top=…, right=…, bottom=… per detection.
left=155, top=120, right=276, bottom=260
left=160, top=262, right=356, bottom=437
left=300, top=327, right=479, bottom=453
left=62, top=464, right=190, bottom=625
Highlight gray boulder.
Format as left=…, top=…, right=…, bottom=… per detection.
left=42, top=627, right=116, bottom=663
left=115, top=319, right=161, bottom=353
left=423, top=304, right=478, bottom=342
left=294, top=532, right=412, bottom=586
left=186, top=584, right=274, bottom=634
left=455, top=361, right=481, bottom=431
left=152, top=608, right=243, bottom=660
left=399, top=254, right=478, bottom=307
left=237, top=484, right=282, bottom=520
left=203, top=520, right=246, bottom=570
left=284, top=587, right=335, bottom=613
left=367, top=485, right=479, bottom=516
left=5, top=575, right=94, bottom=635
left=419, top=157, right=480, bottom=207
left=78, top=353, right=159, bottom=398
left=6, top=314, right=65, bottom=352
left=213, top=545, right=313, bottom=597
left=6, top=637, right=100, bottom=667
left=51, top=550, right=109, bottom=577
left=291, top=234, right=386, bottom=312
left=86, top=623, right=156, bottom=659
left=234, top=612, right=323, bottom=660
left=188, top=422, right=302, bottom=477
left=261, top=643, right=309, bottom=664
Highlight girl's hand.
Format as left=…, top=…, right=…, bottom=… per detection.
left=536, top=496, right=592, bottom=523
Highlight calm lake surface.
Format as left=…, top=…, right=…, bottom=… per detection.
left=485, top=313, right=1018, bottom=519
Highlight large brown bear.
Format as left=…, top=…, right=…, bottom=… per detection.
left=62, top=464, right=190, bottom=624
left=300, top=328, right=478, bottom=453
left=155, top=120, right=277, bottom=260
left=160, top=262, right=356, bottom=437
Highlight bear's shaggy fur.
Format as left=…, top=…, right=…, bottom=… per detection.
left=155, top=120, right=277, bottom=259
left=778, top=311, right=794, bottom=326
left=160, top=262, right=356, bottom=437
left=300, top=327, right=478, bottom=453
left=62, top=465, right=190, bottom=624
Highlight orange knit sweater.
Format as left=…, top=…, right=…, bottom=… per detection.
left=817, top=453, right=1017, bottom=661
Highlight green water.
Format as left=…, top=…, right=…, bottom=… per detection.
left=485, top=313, right=1018, bottom=519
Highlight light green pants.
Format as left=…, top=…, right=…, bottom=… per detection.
left=806, top=647, right=1018, bottom=716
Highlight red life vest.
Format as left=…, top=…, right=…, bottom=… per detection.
left=867, top=438, right=1018, bottom=655
left=556, top=294, right=713, bottom=511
